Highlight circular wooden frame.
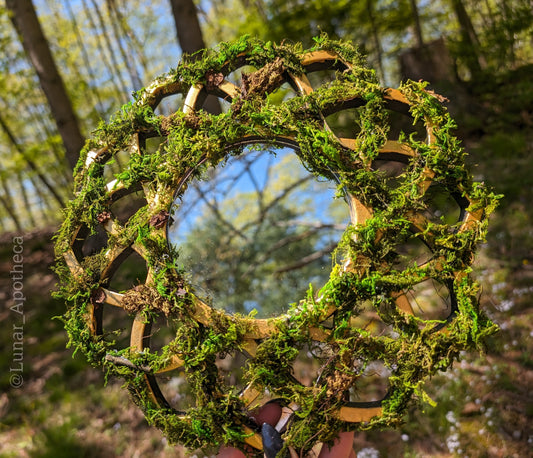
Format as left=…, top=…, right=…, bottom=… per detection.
left=55, top=38, right=496, bottom=454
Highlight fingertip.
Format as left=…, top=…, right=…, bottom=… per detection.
left=318, top=431, right=355, bottom=458
left=217, top=446, right=247, bottom=458
left=250, top=401, right=283, bottom=427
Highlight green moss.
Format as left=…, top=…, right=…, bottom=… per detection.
left=54, top=35, right=499, bottom=454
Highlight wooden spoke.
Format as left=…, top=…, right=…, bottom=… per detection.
left=154, top=355, right=184, bottom=374
left=130, top=313, right=149, bottom=351
left=391, top=291, right=415, bottom=315
left=336, top=405, right=383, bottom=422
left=183, top=83, right=203, bottom=113
left=289, top=73, right=314, bottom=95
left=63, top=249, right=83, bottom=277
left=384, top=88, right=410, bottom=105
left=217, top=80, right=241, bottom=99
left=101, top=288, right=124, bottom=308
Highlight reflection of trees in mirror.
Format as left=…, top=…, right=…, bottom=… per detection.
left=423, top=184, right=463, bottom=226
left=168, top=144, right=350, bottom=317
left=405, top=279, right=453, bottom=322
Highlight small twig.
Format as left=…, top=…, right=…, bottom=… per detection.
left=105, top=354, right=152, bottom=373
left=274, top=243, right=337, bottom=274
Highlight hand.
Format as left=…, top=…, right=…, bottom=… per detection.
left=317, top=431, right=356, bottom=458
left=217, top=402, right=356, bottom=458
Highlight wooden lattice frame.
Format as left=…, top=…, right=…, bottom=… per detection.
left=54, top=36, right=498, bottom=455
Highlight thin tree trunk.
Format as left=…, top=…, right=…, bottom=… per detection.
left=0, top=174, right=23, bottom=232
left=409, top=0, right=425, bottom=48
left=62, top=0, right=106, bottom=115
left=17, top=170, right=36, bottom=227
left=22, top=99, right=73, bottom=186
left=366, top=0, right=385, bottom=82
left=168, top=0, right=221, bottom=114
left=0, top=113, right=66, bottom=209
left=6, top=0, right=85, bottom=171
left=87, top=0, right=131, bottom=101
left=107, top=0, right=149, bottom=76
left=105, top=0, right=143, bottom=91
left=29, top=174, right=55, bottom=224
left=450, top=0, right=487, bottom=75
left=500, top=2, right=516, bottom=65
left=169, top=0, right=207, bottom=54
left=81, top=0, right=129, bottom=104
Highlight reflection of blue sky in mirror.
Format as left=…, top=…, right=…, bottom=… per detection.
left=167, top=145, right=349, bottom=247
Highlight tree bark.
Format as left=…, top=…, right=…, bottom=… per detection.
left=17, top=170, right=36, bottom=227
left=168, top=0, right=221, bottom=114
left=0, top=175, right=23, bottom=232
left=81, top=0, right=129, bottom=104
left=6, top=0, right=85, bottom=171
left=409, top=0, right=425, bottom=48
left=366, top=0, right=385, bottom=82
left=449, top=0, right=486, bottom=75
left=169, top=0, right=206, bottom=54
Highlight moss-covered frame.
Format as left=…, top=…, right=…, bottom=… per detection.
left=54, top=36, right=499, bottom=455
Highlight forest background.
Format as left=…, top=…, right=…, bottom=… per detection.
left=0, top=0, right=532, bottom=456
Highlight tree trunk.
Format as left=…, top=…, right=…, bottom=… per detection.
left=0, top=113, right=66, bottom=209
left=62, top=0, right=106, bottom=116
left=105, top=0, right=143, bottom=91
left=399, top=37, right=457, bottom=84
left=17, top=170, right=36, bottom=227
left=0, top=174, right=22, bottom=232
left=409, top=0, right=425, bottom=48
left=6, top=0, right=85, bottom=171
left=366, top=0, right=385, bottom=83
left=169, top=0, right=206, bottom=54
left=168, top=0, right=221, bottom=114
left=449, top=0, right=486, bottom=76
left=81, top=0, right=129, bottom=104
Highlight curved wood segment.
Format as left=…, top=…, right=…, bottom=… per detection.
left=242, top=339, right=258, bottom=357
left=84, top=147, right=108, bottom=168
left=336, top=405, right=383, bottom=422
left=130, top=314, right=148, bottom=351
left=218, top=80, right=241, bottom=100
left=391, top=291, right=414, bottom=315
left=379, top=140, right=416, bottom=157
left=300, top=51, right=351, bottom=75
left=63, top=249, right=83, bottom=276
left=183, top=83, right=203, bottom=113
left=289, top=73, right=314, bottom=95
left=243, top=427, right=263, bottom=450
left=240, top=384, right=263, bottom=407
left=346, top=193, right=373, bottom=227
left=155, top=355, right=184, bottom=374
left=142, top=80, right=185, bottom=109
left=301, top=50, right=340, bottom=66
left=308, top=326, right=331, bottom=342
left=384, top=88, right=410, bottom=106
left=101, top=288, right=124, bottom=308
left=460, top=207, right=483, bottom=233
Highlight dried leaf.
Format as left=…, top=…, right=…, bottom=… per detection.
left=205, top=70, right=224, bottom=91
left=149, top=210, right=170, bottom=229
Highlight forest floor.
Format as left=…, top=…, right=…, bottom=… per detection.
left=0, top=227, right=531, bottom=458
